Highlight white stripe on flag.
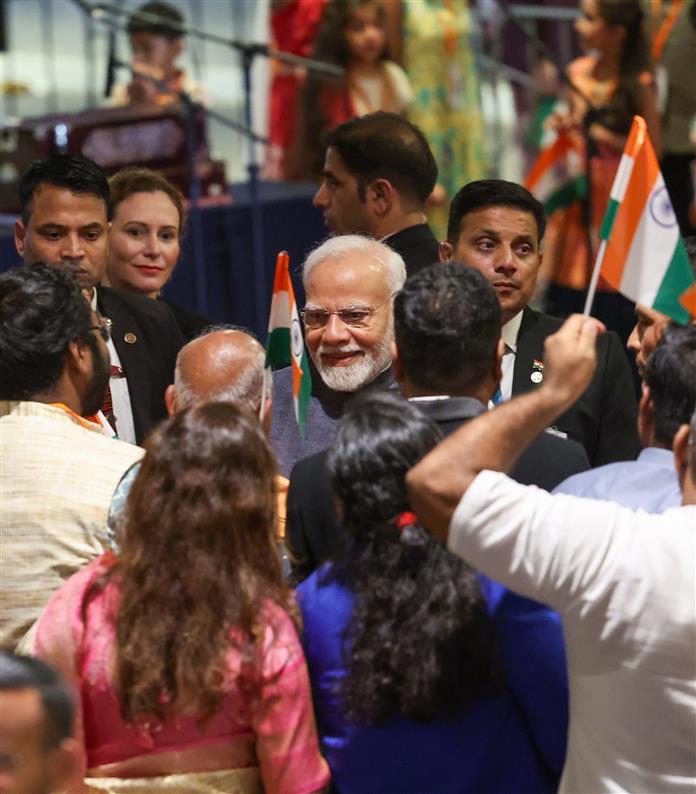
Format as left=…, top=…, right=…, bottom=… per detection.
left=619, top=175, right=680, bottom=304
left=268, top=290, right=292, bottom=331
left=609, top=154, right=635, bottom=203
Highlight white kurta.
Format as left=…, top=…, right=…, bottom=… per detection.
left=448, top=470, right=696, bottom=793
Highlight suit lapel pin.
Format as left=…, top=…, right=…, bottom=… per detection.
left=531, top=359, right=544, bottom=384
left=124, top=332, right=137, bottom=344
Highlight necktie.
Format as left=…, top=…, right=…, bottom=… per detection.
left=492, top=385, right=504, bottom=405
left=100, top=365, right=124, bottom=432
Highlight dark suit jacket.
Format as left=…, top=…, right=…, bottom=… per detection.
left=159, top=297, right=211, bottom=342
left=384, top=222, right=440, bottom=276
left=97, top=287, right=184, bottom=444
left=513, top=307, right=641, bottom=466
left=287, top=395, right=590, bottom=582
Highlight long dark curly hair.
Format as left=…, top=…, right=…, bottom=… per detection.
left=326, top=392, right=499, bottom=725
left=292, top=0, right=387, bottom=180
left=91, top=402, right=296, bottom=725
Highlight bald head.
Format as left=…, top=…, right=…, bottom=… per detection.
left=168, top=329, right=266, bottom=414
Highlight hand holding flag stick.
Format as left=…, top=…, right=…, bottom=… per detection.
left=583, top=115, right=696, bottom=323
left=262, top=251, right=312, bottom=438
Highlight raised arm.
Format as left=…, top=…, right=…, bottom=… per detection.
left=407, top=315, right=604, bottom=541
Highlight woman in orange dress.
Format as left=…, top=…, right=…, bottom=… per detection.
left=545, top=0, right=661, bottom=335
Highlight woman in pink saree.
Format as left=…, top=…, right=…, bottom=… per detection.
left=31, top=403, right=330, bottom=794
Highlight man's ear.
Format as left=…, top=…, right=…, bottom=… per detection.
left=673, top=423, right=691, bottom=488
left=637, top=384, right=654, bottom=446
left=438, top=240, right=453, bottom=262
left=391, top=341, right=404, bottom=383
left=164, top=384, right=177, bottom=416
left=365, top=178, right=393, bottom=216
left=66, top=338, right=92, bottom=377
left=14, top=219, right=26, bottom=258
left=261, top=396, right=272, bottom=436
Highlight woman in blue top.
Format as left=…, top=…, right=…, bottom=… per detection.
left=297, top=392, right=568, bottom=793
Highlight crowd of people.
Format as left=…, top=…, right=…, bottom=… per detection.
left=93, top=0, right=695, bottom=275
left=1, top=97, right=695, bottom=793
left=0, top=0, right=696, bottom=794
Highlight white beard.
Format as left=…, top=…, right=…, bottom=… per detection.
left=312, top=326, right=394, bottom=392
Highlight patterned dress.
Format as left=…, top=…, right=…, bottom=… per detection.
left=403, top=0, right=488, bottom=233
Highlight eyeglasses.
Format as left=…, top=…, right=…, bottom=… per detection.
left=89, top=316, right=112, bottom=342
left=301, top=294, right=396, bottom=330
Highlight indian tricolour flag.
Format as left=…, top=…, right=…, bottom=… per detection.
left=525, top=130, right=586, bottom=218
left=584, top=115, right=696, bottom=322
left=263, top=251, right=311, bottom=437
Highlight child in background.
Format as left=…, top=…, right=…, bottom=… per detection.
left=543, top=0, right=660, bottom=335
left=291, top=0, right=413, bottom=181
left=111, top=1, right=210, bottom=109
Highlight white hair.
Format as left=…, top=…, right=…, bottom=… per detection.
left=302, top=234, right=406, bottom=295
left=174, top=330, right=266, bottom=412
left=313, top=323, right=394, bottom=392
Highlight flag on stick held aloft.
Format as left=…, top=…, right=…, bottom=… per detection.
left=263, top=251, right=311, bottom=437
left=584, top=115, right=696, bottom=322
left=525, top=130, right=587, bottom=218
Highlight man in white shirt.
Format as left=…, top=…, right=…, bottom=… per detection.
left=407, top=314, right=696, bottom=794
left=439, top=179, right=640, bottom=465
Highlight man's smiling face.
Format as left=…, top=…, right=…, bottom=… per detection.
left=303, top=252, right=394, bottom=392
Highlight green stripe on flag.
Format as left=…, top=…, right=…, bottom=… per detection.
left=544, top=175, right=587, bottom=216
left=600, top=198, right=620, bottom=241
left=296, top=350, right=312, bottom=438
left=653, top=241, right=695, bottom=325
left=265, top=327, right=291, bottom=368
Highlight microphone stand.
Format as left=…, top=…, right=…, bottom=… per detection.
left=104, top=28, right=116, bottom=98
left=72, top=0, right=342, bottom=333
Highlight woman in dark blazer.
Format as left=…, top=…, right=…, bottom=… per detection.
left=105, top=167, right=210, bottom=341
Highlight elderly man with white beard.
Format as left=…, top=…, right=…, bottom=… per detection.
left=270, top=235, right=405, bottom=476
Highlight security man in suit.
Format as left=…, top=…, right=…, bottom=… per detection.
left=439, top=179, right=640, bottom=466
left=287, top=263, right=590, bottom=582
left=14, top=154, right=183, bottom=444
left=312, top=112, right=440, bottom=276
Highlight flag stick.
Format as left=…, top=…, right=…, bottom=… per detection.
left=260, top=367, right=272, bottom=422
left=583, top=239, right=608, bottom=316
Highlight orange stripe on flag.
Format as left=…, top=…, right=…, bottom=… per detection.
left=680, top=283, right=696, bottom=317
left=524, top=132, right=575, bottom=190
left=623, top=115, right=648, bottom=161
left=601, top=120, right=660, bottom=288
left=272, top=251, right=290, bottom=294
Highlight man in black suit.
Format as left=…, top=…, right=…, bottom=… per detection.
left=439, top=179, right=640, bottom=466
left=312, top=112, right=439, bottom=275
left=287, top=263, right=590, bottom=581
left=14, top=154, right=183, bottom=444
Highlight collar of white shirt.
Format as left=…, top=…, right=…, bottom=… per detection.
left=501, top=310, right=524, bottom=353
